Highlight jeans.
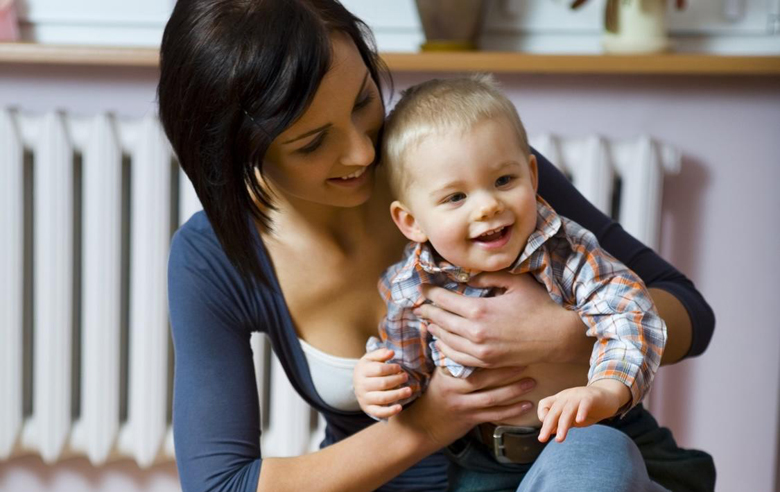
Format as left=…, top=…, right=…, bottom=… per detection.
left=447, top=424, right=671, bottom=492
left=371, top=404, right=714, bottom=492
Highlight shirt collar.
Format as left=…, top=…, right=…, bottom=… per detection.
left=400, top=242, right=477, bottom=284
left=513, top=195, right=561, bottom=267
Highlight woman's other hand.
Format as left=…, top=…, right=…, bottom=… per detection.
left=397, top=365, right=536, bottom=448
left=413, top=272, right=590, bottom=369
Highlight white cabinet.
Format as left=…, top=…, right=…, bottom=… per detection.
left=17, top=0, right=175, bottom=46
left=14, top=0, right=780, bottom=53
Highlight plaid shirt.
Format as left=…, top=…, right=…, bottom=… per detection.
left=367, top=196, right=666, bottom=413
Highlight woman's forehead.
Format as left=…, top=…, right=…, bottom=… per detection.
left=276, top=34, right=369, bottom=140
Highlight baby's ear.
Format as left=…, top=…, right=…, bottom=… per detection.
left=527, top=153, right=539, bottom=192
left=390, top=201, right=428, bottom=243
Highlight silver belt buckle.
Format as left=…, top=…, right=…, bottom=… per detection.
left=492, top=425, right=539, bottom=464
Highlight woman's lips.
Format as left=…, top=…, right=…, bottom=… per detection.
left=327, top=166, right=370, bottom=187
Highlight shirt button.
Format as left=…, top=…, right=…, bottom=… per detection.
left=458, top=272, right=470, bottom=282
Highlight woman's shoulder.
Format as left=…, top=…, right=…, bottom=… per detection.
left=168, top=210, right=278, bottom=332
left=171, top=210, right=269, bottom=271
left=172, top=210, right=224, bottom=251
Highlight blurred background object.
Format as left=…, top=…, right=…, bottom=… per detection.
left=0, top=0, right=20, bottom=42
left=570, top=0, right=688, bottom=53
left=415, top=0, right=489, bottom=50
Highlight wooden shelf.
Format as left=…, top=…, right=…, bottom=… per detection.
left=2, top=43, right=780, bottom=75
left=0, top=43, right=159, bottom=67
left=382, top=52, right=780, bottom=75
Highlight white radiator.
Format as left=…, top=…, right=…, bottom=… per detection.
left=0, top=109, right=680, bottom=468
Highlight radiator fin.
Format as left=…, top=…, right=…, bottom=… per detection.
left=0, top=108, right=24, bottom=459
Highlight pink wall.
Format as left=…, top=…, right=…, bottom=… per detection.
left=1, top=66, right=778, bottom=492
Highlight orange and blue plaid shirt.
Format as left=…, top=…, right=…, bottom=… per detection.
left=367, top=196, right=666, bottom=413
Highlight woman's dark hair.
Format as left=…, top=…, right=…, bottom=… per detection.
left=158, top=0, right=388, bottom=285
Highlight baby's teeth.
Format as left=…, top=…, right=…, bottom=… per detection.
left=480, top=227, right=501, bottom=237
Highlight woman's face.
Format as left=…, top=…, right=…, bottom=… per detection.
left=263, top=33, right=384, bottom=208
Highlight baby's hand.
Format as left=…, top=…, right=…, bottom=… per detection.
left=537, top=379, right=630, bottom=443
left=353, top=348, right=414, bottom=420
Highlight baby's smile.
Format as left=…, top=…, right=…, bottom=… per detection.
left=471, top=224, right=514, bottom=251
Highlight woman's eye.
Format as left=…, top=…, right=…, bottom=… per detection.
left=353, top=91, right=375, bottom=111
left=297, top=130, right=328, bottom=155
left=445, top=193, right=466, bottom=204
left=496, top=175, right=515, bottom=187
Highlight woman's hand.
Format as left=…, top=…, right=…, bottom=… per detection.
left=397, top=365, right=537, bottom=448
left=413, top=272, right=590, bottom=369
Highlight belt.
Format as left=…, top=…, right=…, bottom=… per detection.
left=472, top=423, right=548, bottom=465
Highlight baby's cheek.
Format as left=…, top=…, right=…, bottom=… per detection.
left=434, top=227, right=470, bottom=263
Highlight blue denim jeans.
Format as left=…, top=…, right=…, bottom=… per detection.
left=369, top=404, right=714, bottom=491
left=446, top=424, right=672, bottom=492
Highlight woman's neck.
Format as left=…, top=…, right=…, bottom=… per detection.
left=283, top=195, right=368, bottom=234
left=258, top=189, right=376, bottom=258
left=255, top=170, right=398, bottom=257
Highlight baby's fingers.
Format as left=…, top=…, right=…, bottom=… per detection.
left=537, top=396, right=553, bottom=423
left=366, top=404, right=403, bottom=420
left=575, top=396, right=593, bottom=425
left=363, top=372, right=408, bottom=392
left=365, top=387, right=413, bottom=407
left=538, top=400, right=561, bottom=443
left=363, top=348, right=396, bottom=363
left=355, top=360, right=403, bottom=382
left=555, top=401, right=578, bottom=442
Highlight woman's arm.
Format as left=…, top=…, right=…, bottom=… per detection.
left=257, top=366, right=534, bottom=492
left=169, top=227, right=266, bottom=492
left=169, top=222, right=537, bottom=492
left=534, top=149, right=714, bottom=363
left=648, top=288, right=692, bottom=365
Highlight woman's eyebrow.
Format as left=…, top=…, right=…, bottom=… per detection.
left=282, top=123, right=333, bottom=145
left=282, top=71, right=370, bottom=145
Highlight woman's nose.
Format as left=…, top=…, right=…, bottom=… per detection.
left=472, top=194, right=504, bottom=221
left=341, top=124, right=376, bottom=168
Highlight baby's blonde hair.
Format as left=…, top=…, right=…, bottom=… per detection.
left=382, top=74, right=530, bottom=196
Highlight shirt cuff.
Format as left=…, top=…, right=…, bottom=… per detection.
left=588, top=360, right=644, bottom=416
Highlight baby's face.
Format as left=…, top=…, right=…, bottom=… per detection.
left=397, top=117, right=538, bottom=273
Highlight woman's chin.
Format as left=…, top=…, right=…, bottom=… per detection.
left=324, top=170, right=375, bottom=207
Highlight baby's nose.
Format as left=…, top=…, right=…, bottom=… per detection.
left=474, top=196, right=504, bottom=221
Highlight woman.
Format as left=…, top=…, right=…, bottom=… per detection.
left=158, top=1, right=715, bottom=491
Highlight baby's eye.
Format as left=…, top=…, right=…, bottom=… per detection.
left=445, top=192, right=466, bottom=204
left=495, top=175, right=515, bottom=187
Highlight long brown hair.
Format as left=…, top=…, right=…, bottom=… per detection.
left=158, top=0, right=389, bottom=285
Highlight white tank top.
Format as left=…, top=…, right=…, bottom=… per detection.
left=298, top=338, right=362, bottom=412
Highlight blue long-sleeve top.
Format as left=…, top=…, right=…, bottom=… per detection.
left=167, top=151, right=715, bottom=492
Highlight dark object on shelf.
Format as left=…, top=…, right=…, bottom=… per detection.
left=415, top=0, right=488, bottom=51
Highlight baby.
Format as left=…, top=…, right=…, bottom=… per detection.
left=354, top=75, right=666, bottom=479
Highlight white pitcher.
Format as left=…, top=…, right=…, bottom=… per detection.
left=602, top=0, right=670, bottom=53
